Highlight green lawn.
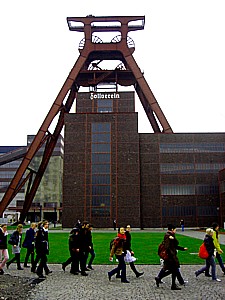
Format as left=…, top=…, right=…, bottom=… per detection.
left=14, top=232, right=225, bottom=265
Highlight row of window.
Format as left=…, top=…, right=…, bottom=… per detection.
left=97, top=99, right=113, bottom=113
left=0, top=171, right=17, bottom=178
left=92, top=164, right=111, bottom=174
left=92, top=174, right=110, bottom=184
left=92, top=153, right=110, bottom=163
left=92, top=196, right=110, bottom=206
left=160, top=143, right=225, bottom=153
left=92, top=133, right=111, bottom=143
left=92, top=185, right=110, bottom=195
left=92, top=123, right=111, bottom=133
left=92, top=144, right=111, bottom=153
left=162, top=205, right=218, bottom=217
left=160, top=163, right=225, bottom=174
left=161, top=184, right=219, bottom=195
left=0, top=161, right=21, bottom=168
left=91, top=206, right=110, bottom=217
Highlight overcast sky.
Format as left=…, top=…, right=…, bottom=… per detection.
left=0, top=0, right=225, bottom=146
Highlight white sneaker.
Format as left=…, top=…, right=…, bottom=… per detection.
left=213, top=278, right=221, bottom=282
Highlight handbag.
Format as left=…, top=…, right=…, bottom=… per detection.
left=198, top=243, right=209, bottom=259
left=124, top=250, right=136, bottom=263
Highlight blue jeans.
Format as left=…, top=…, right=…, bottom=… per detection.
left=108, top=254, right=126, bottom=281
left=88, top=248, right=95, bottom=267
left=197, top=256, right=216, bottom=280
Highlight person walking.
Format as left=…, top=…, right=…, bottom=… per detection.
left=195, top=228, right=221, bottom=282
left=180, top=219, right=184, bottom=232
left=113, top=219, right=116, bottom=231
left=212, top=222, right=225, bottom=275
left=62, top=226, right=80, bottom=274
left=6, top=224, right=23, bottom=270
left=79, top=221, right=91, bottom=276
left=0, top=224, right=9, bottom=275
left=117, top=225, right=144, bottom=278
left=22, top=222, right=37, bottom=268
left=155, top=224, right=188, bottom=290
left=33, top=220, right=52, bottom=279
left=108, top=227, right=129, bottom=283
left=86, top=224, right=95, bottom=270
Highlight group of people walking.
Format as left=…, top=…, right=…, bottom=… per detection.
left=61, top=221, right=95, bottom=276
left=155, top=222, right=225, bottom=291
left=0, top=220, right=51, bottom=279
left=0, top=219, right=224, bottom=290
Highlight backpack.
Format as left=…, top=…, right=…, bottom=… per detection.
left=198, top=243, right=209, bottom=259
left=158, top=242, right=169, bottom=260
left=109, top=237, right=120, bottom=251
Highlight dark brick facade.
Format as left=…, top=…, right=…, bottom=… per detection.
left=63, top=92, right=140, bottom=228
left=63, top=91, right=225, bottom=228
left=140, top=133, right=225, bottom=228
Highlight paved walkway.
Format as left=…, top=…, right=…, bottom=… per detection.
left=178, top=229, right=225, bottom=245
left=5, top=264, right=225, bottom=300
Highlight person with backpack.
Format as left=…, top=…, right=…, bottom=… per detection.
left=6, top=224, right=23, bottom=270
left=108, top=227, right=129, bottom=283
left=155, top=224, right=188, bottom=290
left=195, top=228, right=221, bottom=282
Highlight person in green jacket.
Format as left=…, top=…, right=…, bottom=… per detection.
left=212, top=222, right=225, bottom=275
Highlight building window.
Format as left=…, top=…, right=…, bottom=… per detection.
left=161, top=185, right=195, bottom=195
left=160, top=143, right=225, bottom=153
left=91, top=122, right=111, bottom=217
left=97, top=99, right=113, bottom=113
left=160, top=163, right=225, bottom=174
left=162, top=206, right=196, bottom=217
left=161, top=184, right=218, bottom=195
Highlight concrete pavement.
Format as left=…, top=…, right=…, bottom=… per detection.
left=5, top=263, right=225, bottom=300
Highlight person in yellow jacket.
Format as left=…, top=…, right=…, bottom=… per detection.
left=212, top=222, right=225, bottom=275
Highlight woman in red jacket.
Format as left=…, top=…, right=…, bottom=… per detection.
left=108, top=227, right=129, bottom=283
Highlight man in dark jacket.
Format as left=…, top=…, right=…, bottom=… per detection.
left=79, top=221, right=91, bottom=276
left=69, top=227, right=80, bottom=275
left=23, top=222, right=37, bottom=268
left=33, top=220, right=52, bottom=279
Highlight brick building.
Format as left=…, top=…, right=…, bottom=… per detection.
left=62, top=91, right=225, bottom=228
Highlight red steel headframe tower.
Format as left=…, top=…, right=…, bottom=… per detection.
left=0, top=16, right=173, bottom=223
